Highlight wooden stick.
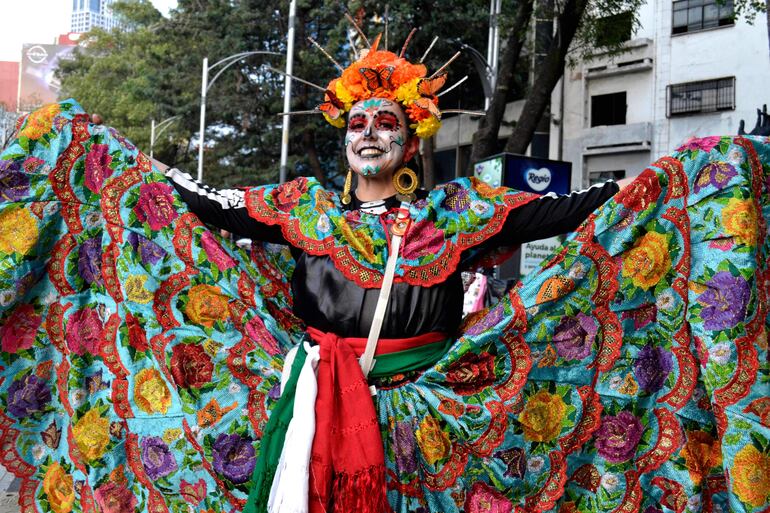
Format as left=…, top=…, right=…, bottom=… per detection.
left=399, top=28, right=418, bottom=58
left=344, top=12, right=371, bottom=48
left=419, top=36, right=439, bottom=63
left=276, top=110, right=323, bottom=116
left=266, top=66, right=327, bottom=92
left=307, top=37, right=344, bottom=71
left=437, top=75, right=468, bottom=97
left=430, top=51, right=461, bottom=79
left=441, top=109, right=485, bottom=116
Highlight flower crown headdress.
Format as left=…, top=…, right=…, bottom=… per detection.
left=279, top=22, right=478, bottom=139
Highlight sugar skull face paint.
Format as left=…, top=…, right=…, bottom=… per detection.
left=345, top=98, right=409, bottom=178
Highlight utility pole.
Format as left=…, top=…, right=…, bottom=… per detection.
left=279, top=0, right=297, bottom=184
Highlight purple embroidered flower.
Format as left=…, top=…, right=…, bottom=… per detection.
left=267, top=382, right=281, bottom=401
left=698, top=271, right=750, bottom=330
left=84, top=143, right=114, bottom=193
left=140, top=436, right=177, bottom=480
left=212, top=433, right=255, bottom=484
left=693, top=162, right=738, bottom=193
left=496, top=447, right=526, bottom=479
left=393, top=421, right=417, bottom=474
left=633, top=344, right=673, bottom=392
left=441, top=183, right=470, bottom=213
left=594, top=411, right=643, bottom=463
left=53, top=115, right=68, bottom=131
left=677, top=136, right=721, bottom=153
left=465, top=302, right=504, bottom=336
left=7, top=374, right=51, bottom=418
left=78, top=236, right=102, bottom=285
left=0, top=159, right=30, bottom=201
left=553, top=312, right=597, bottom=360
left=108, top=127, right=136, bottom=151
left=127, top=232, right=166, bottom=265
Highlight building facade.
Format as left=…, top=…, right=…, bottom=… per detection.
left=552, top=0, right=770, bottom=188
left=70, top=0, right=121, bottom=33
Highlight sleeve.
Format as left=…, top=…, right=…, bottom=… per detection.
left=498, top=180, right=619, bottom=244
left=165, top=167, right=286, bottom=244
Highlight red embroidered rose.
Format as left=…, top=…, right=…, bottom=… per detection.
left=94, top=481, right=137, bottom=513
left=445, top=351, right=497, bottom=395
left=1, top=304, right=42, bottom=353
left=273, top=177, right=308, bottom=212
left=465, top=481, right=513, bottom=513
left=170, top=343, right=214, bottom=389
left=617, top=169, right=661, bottom=213
left=201, top=231, right=236, bottom=270
left=65, top=307, right=104, bottom=355
left=133, top=182, right=179, bottom=230
left=84, top=143, right=113, bottom=193
left=400, top=220, right=445, bottom=261
left=125, top=313, right=149, bottom=353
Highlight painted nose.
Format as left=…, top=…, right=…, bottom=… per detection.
left=363, top=119, right=375, bottom=138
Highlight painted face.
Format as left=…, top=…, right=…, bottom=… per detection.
left=345, top=98, right=410, bottom=177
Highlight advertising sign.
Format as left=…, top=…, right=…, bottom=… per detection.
left=18, top=44, right=77, bottom=112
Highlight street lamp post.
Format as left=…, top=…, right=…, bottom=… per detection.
left=150, top=116, right=181, bottom=158
left=279, top=0, right=297, bottom=184
left=198, top=50, right=280, bottom=181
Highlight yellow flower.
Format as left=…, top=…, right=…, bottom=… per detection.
left=339, top=218, right=377, bottom=263
left=413, top=117, right=442, bottom=138
left=162, top=428, right=182, bottom=444
left=722, top=197, right=757, bottom=246
left=43, top=462, right=75, bottom=513
left=617, top=373, right=639, bottom=395
left=519, top=389, right=567, bottom=442
left=323, top=113, right=346, bottom=128
left=21, top=103, right=61, bottom=140
left=395, top=78, right=421, bottom=104
left=72, top=408, right=110, bottom=462
left=733, top=444, right=770, bottom=507
left=184, top=284, right=230, bottom=328
left=134, top=368, right=171, bottom=414
left=680, top=430, right=722, bottom=486
left=335, top=80, right=355, bottom=109
left=416, top=415, right=451, bottom=465
left=621, top=231, right=671, bottom=290
left=0, top=208, right=39, bottom=255
left=125, top=274, right=153, bottom=304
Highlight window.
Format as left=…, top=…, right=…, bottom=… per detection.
left=589, top=170, right=626, bottom=185
left=667, top=77, right=735, bottom=116
left=591, top=92, right=627, bottom=127
left=673, top=0, right=734, bottom=34
left=595, top=11, right=634, bottom=47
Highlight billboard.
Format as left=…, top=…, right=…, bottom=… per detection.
left=18, top=44, right=77, bottom=112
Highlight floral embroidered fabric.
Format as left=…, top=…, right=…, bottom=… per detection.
left=0, top=100, right=768, bottom=513
left=244, top=175, right=538, bottom=288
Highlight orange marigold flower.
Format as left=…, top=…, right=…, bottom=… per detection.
left=680, top=430, right=722, bottom=485
left=733, top=444, right=770, bottom=507
left=519, top=389, right=566, bottom=442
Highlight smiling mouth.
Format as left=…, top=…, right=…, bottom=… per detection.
left=356, top=146, right=387, bottom=158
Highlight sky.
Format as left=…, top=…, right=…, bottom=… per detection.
left=0, top=0, right=178, bottom=62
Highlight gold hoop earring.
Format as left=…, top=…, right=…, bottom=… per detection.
left=393, top=167, right=418, bottom=202
left=342, top=168, right=353, bottom=205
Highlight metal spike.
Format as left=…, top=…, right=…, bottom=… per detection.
left=437, top=75, right=469, bottom=97
left=441, top=109, right=485, bottom=116
left=430, top=51, right=461, bottom=79
left=347, top=30, right=360, bottom=60
left=265, top=66, right=327, bottom=92
left=384, top=4, right=389, bottom=51
left=307, top=37, right=344, bottom=71
left=344, top=12, right=371, bottom=48
left=276, top=110, right=323, bottom=116
left=400, top=28, right=418, bottom=58
left=419, top=36, right=439, bottom=63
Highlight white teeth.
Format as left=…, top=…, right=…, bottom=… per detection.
left=359, top=148, right=383, bottom=157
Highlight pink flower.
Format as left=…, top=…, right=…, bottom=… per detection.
left=179, top=478, right=207, bottom=505
left=133, top=182, right=179, bottom=231
left=22, top=157, right=45, bottom=173
left=676, top=136, right=721, bottom=154
left=94, top=482, right=137, bottom=513
left=401, top=220, right=445, bottom=260
left=0, top=304, right=42, bottom=353
left=65, top=307, right=104, bottom=355
left=465, top=481, right=513, bottom=513
left=245, top=316, right=280, bottom=355
left=201, top=232, right=236, bottom=270
left=84, top=144, right=113, bottom=193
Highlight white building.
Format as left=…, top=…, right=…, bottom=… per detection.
left=553, top=0, right=770, bottom=188
left=71, top=0, right=121, bottom=33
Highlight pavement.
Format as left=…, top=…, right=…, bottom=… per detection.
left=0, top=469, right=19, bottom=513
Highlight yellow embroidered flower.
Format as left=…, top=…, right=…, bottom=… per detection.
left=134, top=368, right=171, bottom=414
left=722, top=197, right=758, bottom=246
left=395, top=77, right=421, bottom=104
left=0, top=208, right=39, bottom=255
left=21, top=103, right=61, bottom=140
left=680, top=430, right=722, bottom=486
left=621, top=231, right=671, bottom=290
left=416, top=415, right=451, bottom=465
left=519, top=389, right=567, bottom=442
left=43, top=462, right=75, bottom=513
left=184, top=284, right=230, bottom=328
left=125, top=274, right=153, bottom=304
left=162, top=428, right=182, bottom=444
left=339, top=219, right=377, bottom=263
left=617, top=373, right=639, bottom=395
left=733, top=444, right=770, bottom=507
left=413, top=117, right=442, bottom=138
left=72, top=408, right=110, bottom=462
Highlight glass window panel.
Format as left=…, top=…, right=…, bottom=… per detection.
left=688, top=6, right=703, bottom=28
left=673, top=10, right=688, bottom=29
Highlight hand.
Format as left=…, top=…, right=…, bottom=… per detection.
left=91, top=113, right=104, bottom=125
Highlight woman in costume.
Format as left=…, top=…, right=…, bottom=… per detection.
left=0, top=32, right=769, bottom=513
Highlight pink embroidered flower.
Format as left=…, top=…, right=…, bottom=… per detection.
left=201, top=232, right=236, bottom=270
left=84, top=144, right=113, bottom=193
left=465, top=481, right=513, bottom=513
left=676, top=136, right=721, bottom=153
left=245, top=316, right=280, bottom=355
left=94, top=481, right=137, bottom=513
left=65, top=307, right=104, bottom=355
left=401, top=220, right=445, bottom=261
left=133, top=182, right=179, bottom=230
left=0, top=304, right=42, bottom=353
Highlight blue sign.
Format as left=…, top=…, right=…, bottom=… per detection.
left=474, top=153, right=572, bottom=195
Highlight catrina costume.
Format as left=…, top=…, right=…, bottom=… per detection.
left=0, top=35, right=769, bottom=513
